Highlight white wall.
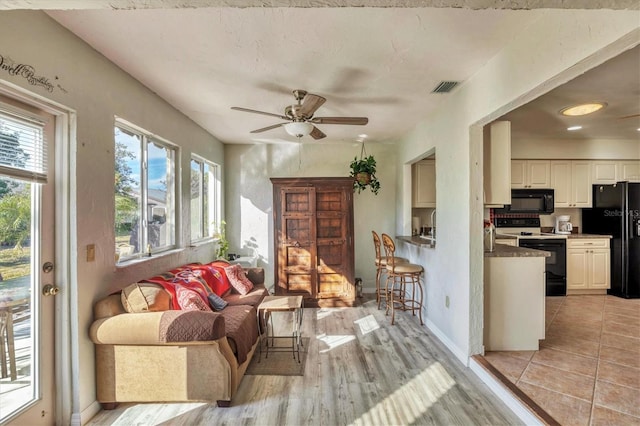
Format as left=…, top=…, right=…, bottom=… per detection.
left=0, top=11, right=224, bottom=421
left=224, top=142, right=397, bottom=294
left=396, top=10, right=639, bottom=362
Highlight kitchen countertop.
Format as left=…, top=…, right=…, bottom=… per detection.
left=484, top=244, right=550, bottom=258
left=567, top=233, right=612, bottom=239
left=496, top=233, right=611, bottom=239
left=396, top=235, right=436, bottom=248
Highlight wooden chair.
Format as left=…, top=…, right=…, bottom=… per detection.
left=381, top=233, right=424, bottom=325
left=372, top=231, right=407, bottom=310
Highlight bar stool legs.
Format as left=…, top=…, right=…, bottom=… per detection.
left=381, top=233, right=424, bottom=325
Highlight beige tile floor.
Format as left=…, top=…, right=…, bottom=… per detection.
left=484, top=295, right=640, bottom=426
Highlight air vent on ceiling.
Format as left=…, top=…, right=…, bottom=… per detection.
left=432, top=81, right=459, bottom=94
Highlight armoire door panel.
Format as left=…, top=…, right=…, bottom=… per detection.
left=317, top=273, right=347, bottom=298
left=283, top=273, right=313, bottom=296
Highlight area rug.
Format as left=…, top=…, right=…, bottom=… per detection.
left=245, top=337, right=309, bottom=376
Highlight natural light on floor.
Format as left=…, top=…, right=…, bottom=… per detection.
left=316, top=333, right=357, bottom=353
left=354, top=314, right=380, bottom=335
left=349, top=362, right=456, bottom=425
left=111, top=402, right=207, bottom=425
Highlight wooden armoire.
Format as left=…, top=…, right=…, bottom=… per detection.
left=271, top=177, right=355, bottom=307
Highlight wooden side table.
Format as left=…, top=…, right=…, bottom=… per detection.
left=256, top=295, right=303, bottom=363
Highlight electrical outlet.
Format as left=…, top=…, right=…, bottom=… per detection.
left=87, top=244, right=95, bottom=262
left=445, top=295, right=450, bottom=308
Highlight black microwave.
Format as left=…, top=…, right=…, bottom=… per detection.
left=499, top=189, right=555, bottom=214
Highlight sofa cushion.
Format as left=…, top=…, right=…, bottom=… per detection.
left=219, top=305, right=258, bottom=364
left=224, top=284, right=269, bottom=308
left=121, top=282, right=171, bottom=313
left=244, top=267, right=265, bottom=286
left=175, top=285, right=212, bottom=311
left=225, top=264, right=254, bottom=295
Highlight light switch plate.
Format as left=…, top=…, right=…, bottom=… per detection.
left=87, top=244, right=95, bottom=262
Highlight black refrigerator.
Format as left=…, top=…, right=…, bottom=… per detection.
left=582, top=182, right=640, bottom=298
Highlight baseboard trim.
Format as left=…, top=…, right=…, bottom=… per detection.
left=425, top=318, right=468, bottom=366
left=80, top=400, right=102, bottom=425
left=470, top=355, right=560, bottom=426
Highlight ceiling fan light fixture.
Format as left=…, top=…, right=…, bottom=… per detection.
left=284, top=122, right=314, bottom=138
left=560, top=102, right=607, bottom=116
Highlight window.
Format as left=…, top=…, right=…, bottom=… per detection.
left=114, top=122, right=177, bottom=261
left=190, top=155, right=219, bottom=241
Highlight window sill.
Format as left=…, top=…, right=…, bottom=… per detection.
left=116, top=247, right=184, bottom=268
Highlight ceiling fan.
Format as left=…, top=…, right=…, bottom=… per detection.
left=231, top=89, right=368, bottom=140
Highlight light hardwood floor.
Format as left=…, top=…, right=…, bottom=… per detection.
left=87, top=297, right=522, bottom=425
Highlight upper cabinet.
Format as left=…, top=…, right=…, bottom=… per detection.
left=550, top=160, right=592, bottom=208
left=511, top=160, right=551, bottom=189
left=593, top=160, right=640, bottom=183
left=620, top=161, right=640, bottom=182
left=413, top=159, right=436, bottom=208
left=483, top=121, right=511, bottom=206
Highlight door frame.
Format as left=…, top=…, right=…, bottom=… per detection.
left=0, top=81, right=76, bottom=425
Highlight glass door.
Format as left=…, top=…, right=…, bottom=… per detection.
left=0, top=96, right=56, bottom=424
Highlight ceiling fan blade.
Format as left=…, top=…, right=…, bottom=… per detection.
left=298, top=94, right=326, bottom=117
left=618, top=113, right=640, bottom=119
left=310, top=126, right=326, bottom=140
left=311, top=117, right=368, bottom=125
left=231, top=106, right=289, bottom=120
left=249, top=123, right=287, bottom=134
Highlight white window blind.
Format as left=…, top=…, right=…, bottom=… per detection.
left=0, top=106, right=48, bottom=183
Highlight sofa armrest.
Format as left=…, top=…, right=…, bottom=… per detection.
left=90, top=310, right=226, bottom=345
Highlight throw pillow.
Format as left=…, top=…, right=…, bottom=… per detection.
left=201, top=262, right=232, bottom=296
left=121, top=282, right=171, bottom=313
left=224, top=264, right=254, bottom=295
left=207, top=292, right=228, bottom=311
left=175, top=284, right=212, bottom=312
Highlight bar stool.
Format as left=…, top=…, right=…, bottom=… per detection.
left=372, top=231, right=407, bottom=310
left=381, top=233, right=424, bottom=325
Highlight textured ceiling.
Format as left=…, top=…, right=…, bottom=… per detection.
left=49, top=7, right=545, bottom=144
left=14, top=1, right=638, bottom=145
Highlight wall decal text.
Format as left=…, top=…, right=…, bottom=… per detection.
left=0, top=54, right=56, bottom=93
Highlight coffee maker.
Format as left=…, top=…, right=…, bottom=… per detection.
left=555, top=215, right=573, bottom=235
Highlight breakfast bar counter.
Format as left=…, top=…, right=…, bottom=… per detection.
left=396, top=235, right=436, bottom=248
left=484, top=244, right=550, bottom=258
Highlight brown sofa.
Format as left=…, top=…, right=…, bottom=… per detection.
left=90, top=266, right=269, bottom=408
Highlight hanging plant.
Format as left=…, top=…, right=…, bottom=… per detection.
left=349, top=142, right=381, bottom=195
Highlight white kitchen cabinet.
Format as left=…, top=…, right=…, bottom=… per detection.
left=592, top=160, right=640, bottom=184
left=592, top=161, right=618, bottom=184
left=483, top=121, right=511, bottom=206
left=567, top=238, right=610, bottom=294
left=511, top=160, right=550, bottom=189
left=550, top=160, right=592, bottom=207
left=412, top=160, right=436, bottom=208
left=619, top=161, right=640, bottom=182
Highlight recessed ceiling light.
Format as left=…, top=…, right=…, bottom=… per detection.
left=567, top=126, right=583, bottom=131
left=560, top=102, right=607, bottom=116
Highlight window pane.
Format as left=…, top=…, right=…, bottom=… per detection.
left=203, top=163, right=212, bottom=237
left=114, top=127, right=141, bottom=259
left=190, top=159, right=202, bottom=240
left=147, top=141, right=173, bottom=249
